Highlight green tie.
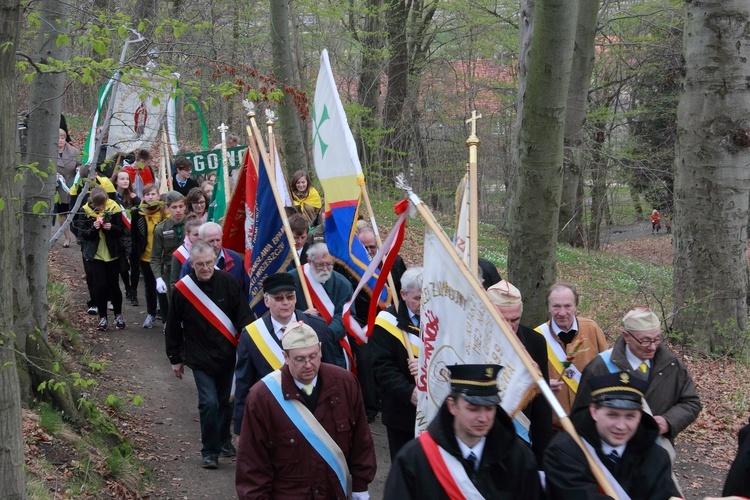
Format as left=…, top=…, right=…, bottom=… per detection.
left=302, top=384, right=313, bottom=395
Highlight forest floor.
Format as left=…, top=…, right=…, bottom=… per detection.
left=25, top=219, right=750, bottom=499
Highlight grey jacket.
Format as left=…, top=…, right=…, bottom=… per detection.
left=572, top=336, right=701, bottom=440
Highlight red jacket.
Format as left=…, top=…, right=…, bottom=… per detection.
left=236, top=363, right=377, bottom=499
left=122, top=163, right=155, bottom=186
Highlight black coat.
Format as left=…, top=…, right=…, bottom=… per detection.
left=232, top=310, right=339, bottom=434
left=78, top=199, right=126, bottom=261
left=723, top=420, right=750, bottom=496
left=543, top=407, right=680, bottom=500
left=370, top=303, right=420, bottom=432
left=384, top=401, right=542, bottom=499
left=165, top=270, right=253, bottom=377
left=517, top=324, right=553, bottom=465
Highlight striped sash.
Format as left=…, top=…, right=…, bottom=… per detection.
left=374, top=310, right=422, bottom=357
left=173, top=244, right=190, bottom=265
left=536, top=322, right=581, bottom=392
left=246, top=320, right=284, bottom=370
left=174, top=275, right=238, bottom=347
left=418, top=432, right=485, bottom=500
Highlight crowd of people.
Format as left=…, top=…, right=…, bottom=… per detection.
left=55, top=136, right=749, bottom=499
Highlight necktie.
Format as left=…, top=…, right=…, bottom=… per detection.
left=302, top=383, right=314, bottom=395
left=467, top=451, right=478, bottom=471
left=412, top=315, right=420, bottom=328
left=558, top=329, right=577, bottom=346
left=607, top=450, right=620, bottom=465
left=638, top=362, right=648, bottom=374
left=174, top=222, right=183, bottom=240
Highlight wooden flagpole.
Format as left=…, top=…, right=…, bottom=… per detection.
left=407, top=189, right=618, bottom=499
left=247, top=112, right=313, bottom=310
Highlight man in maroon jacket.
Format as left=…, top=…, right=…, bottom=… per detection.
left=235, top=322, right=376, bottom=499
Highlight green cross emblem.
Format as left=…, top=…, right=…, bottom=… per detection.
left=313, top=104, right=330, bottom=157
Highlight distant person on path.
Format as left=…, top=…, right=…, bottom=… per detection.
left=651, top=209, right=662, bottom=234
left=235, top=322, right=377, bottom=498
left=544, top=372, right=681, bottom=499
left=723, top=418, right=750, bottom=497
left=384, top=364, right=542, bottom=499
left=132, top=183, right=166, bottom=329
left=573, top=306, right=702, bottom=445
left=232, top=273, right=337, bottom=435
left=55, top=127, right=80, bottom=248
left=536, top=283, right=608, bottom=428
left=486, top=280, right=552, bottom=465
left=166, top=240, right=253, bottom=470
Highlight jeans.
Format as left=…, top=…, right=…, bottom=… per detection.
left=192, top=367, right=233, bottom=458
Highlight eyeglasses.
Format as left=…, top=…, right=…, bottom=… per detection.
left=192, top=200, right=206, bottom=206
left=193, top=260, right=215, bottom=269
left=627, top=331, right=663, bottom=347
left=268, top=292, right=296, bottom=303
left=311, top=261, right=334, bottom=271
left=290, top=351, right=320, bottom=365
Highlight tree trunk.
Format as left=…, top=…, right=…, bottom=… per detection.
left=357, top=0, right=384, bottom=173
left=380, top=0, right=409, bottom=174
left=559, top=0, right=598, bottom=247
left=588, top=129, right=607, bottom=250
left=673, top=0, right=750, bottom=353
left=133, top=0, right=158, bottom=37
left=0, top=0, right=28, bottom=495
left=508, top=0, right=579, bottom=326
left=270, top=0, right=309, bottom=172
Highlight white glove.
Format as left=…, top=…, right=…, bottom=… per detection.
left=156, top=277, right=167, bottom=294
left=351, top=492, right=369, bottom=500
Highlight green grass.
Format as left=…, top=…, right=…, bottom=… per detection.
left=38, top=403, right=63, bottom=435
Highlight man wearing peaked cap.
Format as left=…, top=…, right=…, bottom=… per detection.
left=384, top=364, right=543, bottom=499
left=572, top=305, right=701, bottom=443
left=544, top=372, right=680, bottom=499
left=233, top=272, right=339, bottom=436
left=487, top=279, right=552, bottom=465
left=236, top=321, right=376, bottom=499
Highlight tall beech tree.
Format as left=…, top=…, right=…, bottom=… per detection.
left=673, top=0, right=750, bottom=351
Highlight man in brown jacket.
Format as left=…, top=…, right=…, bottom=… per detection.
left=536, top=283, right=609, bottom=426
left=235, top=322, right=376, bottom=499
left=572, top=306, right=701, bottom=442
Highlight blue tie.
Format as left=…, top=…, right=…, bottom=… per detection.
left=467, top=451, right=478, bottom=471
left=607, top=450, right=620, bottom=465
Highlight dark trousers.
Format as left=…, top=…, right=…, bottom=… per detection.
left=139, top=260, right=157, bottom=315
left=352, top=341, right=379, bottom=417
left=89, top=259, right=122, bottom=318
left=119, top=254, right=140, bottom=293
left=192, top=367, right=233, bottom=458
left=386, top=426, right=414, bottom=462
left=82, top=254, right=96, bottom=307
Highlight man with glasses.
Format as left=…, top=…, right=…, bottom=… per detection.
left=236, top=322, right=376, bottom=499
left=573, top=306, right=701, bottom=443
left=233, top=273, right=339, bottom=435
left=290, top=243, right=354, bottom=368
left=166, top=240, right=253, bottom=470
left=172, top=156, right=199, bottom=196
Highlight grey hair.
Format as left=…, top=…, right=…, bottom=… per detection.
left=199, top=221, right=222, bottom=238
left=400, top=267, right=423, bottom=293
left=306, top=242, right=330, bottom=262
left=164, top=190, right=185, bottom=206
left=190, top=240, right=215, bottom=260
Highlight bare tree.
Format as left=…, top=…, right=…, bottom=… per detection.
left=673, top=0, right=750, bottom=352
left=508, top=0, right=580, bottom=325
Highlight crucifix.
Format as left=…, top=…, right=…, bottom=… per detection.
left=465, top=110, right=482, bottom=138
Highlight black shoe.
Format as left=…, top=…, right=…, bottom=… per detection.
left=201, top=456, right=218, bottom=469
left=125, top=289, right=133, bottom=301
left=220, top=442, right=236, bottom=457
left=131, top=295, right=139, bottom=306
left=366, top=412, right=377, bottom=424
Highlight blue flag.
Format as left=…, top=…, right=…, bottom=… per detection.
left=247, top=154, right=292, bottom=317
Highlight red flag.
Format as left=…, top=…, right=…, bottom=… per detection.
left=221, top=148, right=257, bottom=265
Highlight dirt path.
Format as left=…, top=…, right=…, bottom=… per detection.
left=51, top=244, right=390, bottom=499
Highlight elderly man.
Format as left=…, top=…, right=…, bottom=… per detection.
left=487, top=280, right=552, bottom=465
left=356, top=225, right=407, bottom=296
left=536, top=283, right=608, bottom=422
left=545, top=372, right=681, bottom=499
left=573, top=306, right=701, bottom=443
left=165, top=240, right=253, bottom=469
left=236, top=322, right=377, bottom=499
left=179, top=221, right=248, bottom=300
left=233, top=273, right=339, bottom=435
left=384, top=364, right=542, bottom=499
left=289, top=243, right=353, bottom=368
left=371, top=267, right=423, bottom=460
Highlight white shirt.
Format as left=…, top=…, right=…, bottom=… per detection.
left=271, top=314, right=298, bottom=340
left=292, top=375, right=319, bottom=392
left=625, top=345, right=650, bottom=371
left=551, top=317, right=580, bottom=336
left=456, top=436, right=486, bottom=467
left=601, top=442, right=626, bottom=459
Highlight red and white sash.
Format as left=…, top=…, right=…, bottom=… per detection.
left=174, top=275, right=238, bottom=347
left=418, top=432, right=485, bottom=500
left=302, top=264, right=355, bottom=372
left=120, top=204, right=131, bottom=230
left=173, top=244, right=190, bottom=265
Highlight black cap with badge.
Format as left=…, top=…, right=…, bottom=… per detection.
left=448, top=364, right=503, bottom=407
left=589, top=372, right=648, bottom=410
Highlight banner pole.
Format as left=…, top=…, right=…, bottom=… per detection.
left=248, top=115, right=313, bottom=310
left=407, top=190, right=617, bottom=499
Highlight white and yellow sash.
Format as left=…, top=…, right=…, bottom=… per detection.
left=246, top=320, right=284, bottom=370
left=174, top=275, right=238, bottom=347
left=374, top=310, right=422, bottom=357
left=535, top=322, right=581, bottom=392
left=262, top=370, right=352, bottom=497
